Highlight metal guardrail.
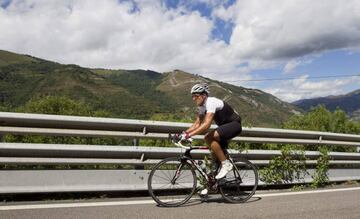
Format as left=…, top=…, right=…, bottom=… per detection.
left=1, top=112, right=360, bottom=145
left=0, top=112, right=359, bottom=194
left=0, top=143, right=360, bottom=162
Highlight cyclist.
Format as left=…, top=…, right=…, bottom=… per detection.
left=177, top=83, right=242, bottom=195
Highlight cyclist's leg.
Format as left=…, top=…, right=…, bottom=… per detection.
left=205, top=121, right=242, bottom=162
left=204, top=130, right=227, bottom=162
left=213, top=121, right=242, bottom=179
left=216, top=121, right=242, bottom=147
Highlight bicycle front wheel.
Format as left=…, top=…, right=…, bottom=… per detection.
left=148, top=157, right=197, bottom=207
left=219, top=157, right=258, bottom=203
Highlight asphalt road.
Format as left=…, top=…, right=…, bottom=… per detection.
left=1, top=186, right=360, bottom=219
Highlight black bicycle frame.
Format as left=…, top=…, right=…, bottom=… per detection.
left=179, top=148, right=209, bottom=181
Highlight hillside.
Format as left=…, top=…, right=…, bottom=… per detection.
left=0, top=50, right=300, bottom=127
left=293, top=89, right=360, bottom=121
left=0, top=50, right=37, bottom=66
left=157, top=70, right=300, bottom=126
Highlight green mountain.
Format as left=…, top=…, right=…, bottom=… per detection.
left=0, top=50, right=300, bottom=127
left=293, top=89, right=360, bottom=121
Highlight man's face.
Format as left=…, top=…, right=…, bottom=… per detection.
left=192, top=93, right=206, bottom=106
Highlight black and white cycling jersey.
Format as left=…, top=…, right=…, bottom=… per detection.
left=198, top=97, right=240, bottom=126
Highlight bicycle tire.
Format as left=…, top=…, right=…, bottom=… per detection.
left=148, top=157, right=197, bottom=207
left=219, top=157, right=258, bottom=203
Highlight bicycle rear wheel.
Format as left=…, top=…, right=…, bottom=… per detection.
left=148, top=157, right=197, bottom=207
left=219, top=157, right=258, bottom=203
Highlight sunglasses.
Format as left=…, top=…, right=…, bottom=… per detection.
left=192, top=94, right=202, bottom=98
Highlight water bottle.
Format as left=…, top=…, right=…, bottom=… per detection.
left=198, top=160, right=207, bottom=173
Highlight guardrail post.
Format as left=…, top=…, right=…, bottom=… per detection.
left=133, top=138, right=144, bottom=170
left=0, top=134, right=3, bottom=142
left=133, top=138, right=139, bottom=147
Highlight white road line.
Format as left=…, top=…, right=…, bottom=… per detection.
left=0, top=199, right=157, bottom=211
left=258, top=186, right=360, bottom=197
left=1, top=187, right=359, bottom=211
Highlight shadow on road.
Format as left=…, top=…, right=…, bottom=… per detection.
left=200, top=196, right=262, bottom=205
left=155, top=195, right=262, bottom=208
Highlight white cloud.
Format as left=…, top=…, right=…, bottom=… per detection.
left=1, top=0, right=360, bottom=101
left=224, top=0, right=360, bottom=60
left=283, top=59, right=301, bottom=74
left=264, top=75, right=360, bottom=102
left=0, top=0, right=234, bottom=74
left=283, top=58, right=314, bottom=74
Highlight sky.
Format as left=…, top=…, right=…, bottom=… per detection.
left=1, top=0, right=360, bottom=102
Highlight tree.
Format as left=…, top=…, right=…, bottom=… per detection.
left=5, top=96, right=126, bottom=145
left=283, top=105, right=360, bottom=152
left=16, top=95, right=95, bottom=116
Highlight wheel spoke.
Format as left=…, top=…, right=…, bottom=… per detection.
left=160, top=169, right=171, bottom=180
left=148, top=158, right=197, bottom=207
left=173, top=182, right=188, bottom=189
left=219, top=158, right=258, bottom=203
left=153, top=174, right=171, bottom=182
left=176, top=173, right=193, bottom=181
left=156, top=183, right=173, bottom=190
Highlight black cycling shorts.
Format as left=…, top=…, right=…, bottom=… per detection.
left=216, top=119, right=242, bottom=148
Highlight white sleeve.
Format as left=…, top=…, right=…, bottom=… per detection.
left=206, top=105, right=216, bottom=113
left=206, top=98, right=221, bottom=113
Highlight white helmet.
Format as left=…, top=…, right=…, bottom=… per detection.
left=190, top=83, right=209, bottom=94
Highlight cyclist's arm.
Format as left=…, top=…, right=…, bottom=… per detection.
left=188, top=112, right=214, bottom=137
left=185, top=115, right=202, bottom=133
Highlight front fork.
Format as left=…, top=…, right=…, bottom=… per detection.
left=170, top=163, right=184, bottom=185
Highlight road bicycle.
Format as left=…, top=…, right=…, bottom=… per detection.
left=147, top=134, right=258, bottom=207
